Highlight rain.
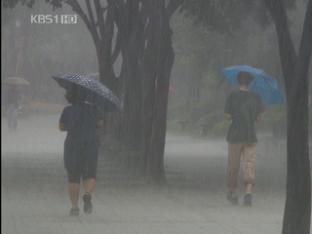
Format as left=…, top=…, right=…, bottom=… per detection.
left=1, top=1, right=312, bottom=234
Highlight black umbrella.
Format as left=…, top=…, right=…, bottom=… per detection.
left=52, top=74, right=122, bottom=112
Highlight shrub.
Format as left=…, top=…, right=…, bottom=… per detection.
left=211, top=119, right=230, bottom=136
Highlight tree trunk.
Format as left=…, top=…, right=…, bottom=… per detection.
left=264, top=1, right=312, bottom=233
left=121, top=38, right=144, bottom=148
left=96, top=45, right=118, bottom=92
left=118, top=0, right=146, bottom=149
left=145, top=2, right=175, bottom=184
left=146, top=44, right=174, bottom=183
left=283, top=61, right=311, bottom=234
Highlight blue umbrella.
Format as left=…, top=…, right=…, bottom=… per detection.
left=222, top=65, right=284, bottom=105
left=52, top=74, right=122, bottom=112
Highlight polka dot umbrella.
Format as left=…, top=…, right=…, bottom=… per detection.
left=52, top=74, right=122, bottom=112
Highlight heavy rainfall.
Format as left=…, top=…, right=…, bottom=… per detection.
left=1, top=1, right=312, bottom=234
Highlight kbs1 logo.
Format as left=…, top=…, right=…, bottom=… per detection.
left=30, top=14, right=78, bottom=24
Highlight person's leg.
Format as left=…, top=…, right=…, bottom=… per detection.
left=67, top=174, right=81, bottom=216
left=81, top=142, right=98, bottom=214
left=12, top=108, right=18, bottom=131
left=68, top=182, right=80, bottom=208
left=82, top=141, right=98, bottom=194
left=227, top=143, right=242, bottom=204
left=83, top=178, right=96, bottom=194
left=7, top=105, right=13, bottom=129
left=66, top=164, right=81, bottom=216
left=64, top=142, right=82, bottom=215
left=82, top=178, right=95, bottom=214
left=227, top=143, right=242, bottom=193
left=242, top=144, right=256, bottom=193
left=241, top=143, right=257, bottom=206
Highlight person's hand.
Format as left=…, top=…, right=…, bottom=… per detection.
left=59, top=122, right=66, bottom=131
left=225, top=113, right=232, bottom=120
left=256, top=115, right=262, bottom=123
left=256, top=107, right=265, bottom=123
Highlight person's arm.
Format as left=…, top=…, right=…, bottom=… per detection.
left=224, top=93, right=233, bottom=120
left=59, top=122, right=66, bottom=131
left=255, top=96, right=265, bottom=123
left=256, top=109, right=265, bottom=122
left=95, top=109, right=107, bottom=129
left=59, top=107, right=69, bottom=131
left=225, top=113, right=232, bottom=120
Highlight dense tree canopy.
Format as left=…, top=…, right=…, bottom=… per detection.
left=180, top=0, right=301, bottom=33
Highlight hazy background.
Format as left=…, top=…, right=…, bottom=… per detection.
left=2, top=1, right=311, bottom=136
left=1, top=2, right=312, bottom=234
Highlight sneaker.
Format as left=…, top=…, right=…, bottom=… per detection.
left=243, top=194, right=252, bottom=207
left=83, top=193, right=93, bottom=214
left=69, top=207, right=79, bottom=216
left=227, top=191, right=238, bottom=205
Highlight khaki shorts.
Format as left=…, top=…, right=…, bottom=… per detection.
left=227, top=143, right=256, bottom=190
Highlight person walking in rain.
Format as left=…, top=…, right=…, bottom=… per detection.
left=224, top=71, right=264, bottom=206
left=5, top=85, right=20, bottom=131
left=59, top=86, right=102, bottom=216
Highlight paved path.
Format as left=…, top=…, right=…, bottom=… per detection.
left=2, top=115, right=291, bottom=234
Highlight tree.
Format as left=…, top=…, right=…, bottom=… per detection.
left=181, top=1, right=311, bottom=233
left=113, top=0, right=183, bottom=182
left=263, top=1, right=312, bottom=233
left=3, top=0, right=183, bottom=183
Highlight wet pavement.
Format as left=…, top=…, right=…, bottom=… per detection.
left=2, top=114, right=290, bottom=234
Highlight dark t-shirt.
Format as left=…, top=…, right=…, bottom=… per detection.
left=225, top=90, right=264, bottom=144
left=60, top=103, right=98, bottom=142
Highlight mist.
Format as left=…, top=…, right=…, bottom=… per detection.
left=2, top=1, right=311, bottom=234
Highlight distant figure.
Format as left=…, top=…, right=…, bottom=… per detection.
left=59, top=86, right=102, bottom=216
left=5, top=85, right=20, bottom=131
left=224, top=71, right=264, bottom=207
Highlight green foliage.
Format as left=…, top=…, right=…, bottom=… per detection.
left=180, top=0, right=298, bottom=33
left=260, top=107, right=286, bottom=128
left=169, top=8, right=292, bottom=135
left=180, top=0, right=269, bottom=33
left=211, top=119, right=230, bottom=136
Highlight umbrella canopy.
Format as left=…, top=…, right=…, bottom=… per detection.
left=222, top=65, right=284, bottom=105
left=3, top=77, right=30, bottom=86
left=52, top=74, right=122, bottom=112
